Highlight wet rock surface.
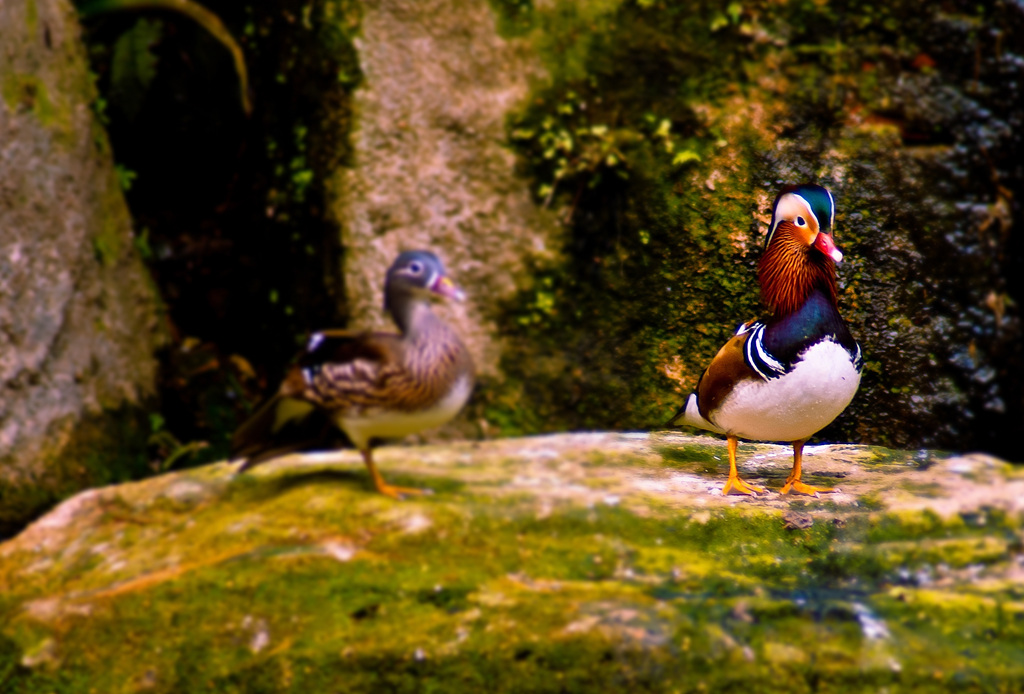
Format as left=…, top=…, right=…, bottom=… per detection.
left=2, top=433, right=1021, bottom=691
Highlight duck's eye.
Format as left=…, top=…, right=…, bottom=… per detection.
left=795, top=216, right=807, bottom=226
left=408, top=261, right=424, bottom=274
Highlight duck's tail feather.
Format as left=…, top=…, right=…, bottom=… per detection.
left=666, top=393, right=726, bottom=434
left=231, top=396, right=338, bottom=472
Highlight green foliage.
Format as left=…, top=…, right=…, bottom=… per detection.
left=109, top=18, right=162, bottom=120
left=91, top=218, right=122, bottom=266
left=114, top=162, right=137, bottom=191
left=132, top=225, right=153, bottom=260
left=79, top=0, right=251, bottom=114
left=147, top=411, right=210, bottom=471
left=510, top=93, right=701, bottom=205
left=0, top=634, right=19, bottom=690
left=489, top=0, right=534, bottom=37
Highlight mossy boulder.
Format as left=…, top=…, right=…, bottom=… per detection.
left=2, top=433, right=1022, bottom=691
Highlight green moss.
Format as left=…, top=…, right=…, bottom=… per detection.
left=2, top=73, right=57, bottom=126
left=24, top=0, right=38, bottom=34
left=867, top=509, right=957, bottom=543
left=91, top=215, right=123, bottom=267
left=657, top=443, right=726, bottom=474
left=488, top=0, right=534, bottom=38
left=3, top=440, right=1024, bottom=691
left=856, top=492, right=886, bottom=511
left=487, top=0, right=774, bottom=437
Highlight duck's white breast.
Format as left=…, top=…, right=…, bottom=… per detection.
left=713, top=340, right=860, bottom=442
left=337, top=374, right=473, bottom=449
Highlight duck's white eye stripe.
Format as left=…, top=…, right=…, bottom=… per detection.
left=307, top=332, right=325, bottom=351
left=792, top=194, right=818, bottom=230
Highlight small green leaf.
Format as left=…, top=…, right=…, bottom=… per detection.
left=110, top=18, right=162, bottom=120
left=115, top=164, right=137, bottom=191
left=727, top=2, right=743, bottom=24
left=134, top=226, right=154, bottom=261
left=672, top=150, right=701, bottom=166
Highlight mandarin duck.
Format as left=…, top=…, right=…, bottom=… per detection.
left=230, top=251, right=474, bottom=499
left=669, top=184, right=862, bottom=496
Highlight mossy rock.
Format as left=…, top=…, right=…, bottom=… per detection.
left=0, top=0, right=164, bottom=534
left=2, top=433, right=1022, bottom=692
left=487, top=0, right=1023, bottom=458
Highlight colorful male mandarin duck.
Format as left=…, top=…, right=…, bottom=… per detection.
left=231, top=251, right=474, bottom=499
left=669, top=184, right=862, bottom=496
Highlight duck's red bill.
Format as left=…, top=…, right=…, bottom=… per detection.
left=814, top=232, right=844, bottom=263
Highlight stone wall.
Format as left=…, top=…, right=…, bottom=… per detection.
left=330, top=0, right=563, bottom=416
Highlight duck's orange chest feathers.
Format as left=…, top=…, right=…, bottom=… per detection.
left=757, top=223, right=838, bottom=318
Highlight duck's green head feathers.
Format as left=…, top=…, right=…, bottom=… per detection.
left=765, top=184, right=837, bottom=258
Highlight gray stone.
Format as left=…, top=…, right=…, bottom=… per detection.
left=0, top=0, right=163, bottom=526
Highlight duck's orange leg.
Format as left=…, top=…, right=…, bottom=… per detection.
left=362, top=450, right=432, bottom=499
left=721, top=435, right=765, bottom=496
left=781, top=440, right=837, bottom=496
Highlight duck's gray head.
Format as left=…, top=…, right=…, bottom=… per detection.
left=383, top=251, right=464, bottom=328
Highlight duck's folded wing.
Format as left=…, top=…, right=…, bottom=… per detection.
left=230, top=330, right=400, bottom=468
left=295, top=330, right=405, bottom=409
left=693, top=329, right=765, bottom=425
